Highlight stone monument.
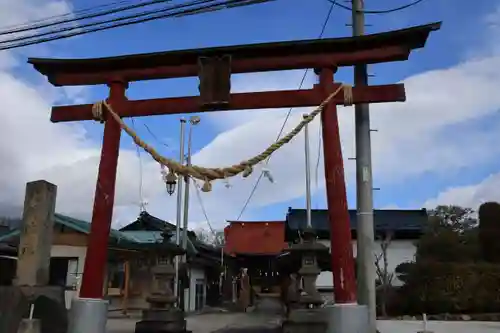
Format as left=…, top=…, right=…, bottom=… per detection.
left=0, top=180, right=67, bottom=333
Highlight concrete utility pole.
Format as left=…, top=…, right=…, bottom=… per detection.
left=352, top=0, right=377, bottom=332
left=304, top=114, right=312, bottom=228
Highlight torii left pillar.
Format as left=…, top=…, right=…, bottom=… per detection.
left=68, top=81, right=127, bottom=333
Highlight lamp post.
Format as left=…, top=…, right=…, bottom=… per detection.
left=181, top=116, right=201, bottom=254
left=175, top=119, right=186, bottom=299
left=181, top=115, right=200, bottom=312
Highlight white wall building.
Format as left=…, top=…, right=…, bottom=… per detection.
left=285, top=207, right=427, bottom=292
left=316, top=239, right=416, bottom=288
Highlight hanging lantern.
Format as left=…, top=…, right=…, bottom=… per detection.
left=164, top=170, right=177, bottom=196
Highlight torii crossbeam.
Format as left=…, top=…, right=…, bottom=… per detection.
left=29, top=22, right=440, bottom=304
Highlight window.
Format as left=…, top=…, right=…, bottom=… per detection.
left=49, top=257, right=78, bottom=289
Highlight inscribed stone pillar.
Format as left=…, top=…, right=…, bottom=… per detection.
left=15, top=180, right=57, bottom=287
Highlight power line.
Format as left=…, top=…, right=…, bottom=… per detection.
left=327, top=0, right=427, bottom=14
left=0, top=0, right=189, bottom=38
left=0, top=0, right=135, bottom=32
left=0, top=0, right=274, bottom=51
left=236, top=0, right=336, bottom=220
left=0, top=0, right=213, bottom=47
left=130, top=119, right=145, bottom=210
left=143, top=122, right=171, bottom=149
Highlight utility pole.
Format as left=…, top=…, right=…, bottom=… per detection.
left=303, top=114, right=312, bottom=228
left=352, top=0, right=377, bottom=332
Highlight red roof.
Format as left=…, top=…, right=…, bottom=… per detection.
left=224, top=221, right=286, bottom=255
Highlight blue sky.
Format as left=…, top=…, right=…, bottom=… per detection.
left=2, top=0, right=500, bottom=226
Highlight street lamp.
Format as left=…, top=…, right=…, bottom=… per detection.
left=189, top=115, right=201, bottom=126
left=164, top=170, right=177, bottom=196
left=161, top=165, right=177, bottom=196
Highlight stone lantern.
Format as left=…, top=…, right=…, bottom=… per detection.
left=282, top=226, right=329, bottom=333
left=135, top=230, right=188, bottom=333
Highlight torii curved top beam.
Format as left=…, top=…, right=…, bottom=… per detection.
left=28, top=22, right=441, bottom=86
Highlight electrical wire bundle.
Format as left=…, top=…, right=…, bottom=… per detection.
left=0, top=0, right=275, bottom=51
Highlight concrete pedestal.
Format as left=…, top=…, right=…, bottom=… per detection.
left=0, top=285, right=67, bottom=333
left=68, top=298, right=108, bottom=333
left=17, top=319, right=40, bottom=333
left=282, top=308, right=327, bottom=333
left=323, top=303, right=369, bottom=333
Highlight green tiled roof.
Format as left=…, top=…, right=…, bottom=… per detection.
left=121, top=230, right=197, bottom=255
left=0, top=228, right=18, bottom=243
left=54, top=214, right=137, bottom=243
left=0, top=213, right=188, bottom=254
left=0, top=214, right=136, bottom=244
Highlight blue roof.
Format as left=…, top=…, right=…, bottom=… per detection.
left=286, top=208, right=427, bottom=238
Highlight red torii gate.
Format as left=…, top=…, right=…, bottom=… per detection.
left=29, top=22, right=440, bottom=304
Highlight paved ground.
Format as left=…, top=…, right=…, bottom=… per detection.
left=106, top=312, right=281, bottom=333
left=107, top=312, right=500, bottom=333
left=378, top=320, right=500, bottom=333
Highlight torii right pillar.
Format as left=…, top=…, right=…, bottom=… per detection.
left=316, top=67, right=369, bottom=333
left=316, top=67, right=357, bottom=303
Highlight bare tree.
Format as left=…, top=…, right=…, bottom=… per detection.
left=374, top=231, right=394, bottom=317
left=196, top=229, right=225, bottom=246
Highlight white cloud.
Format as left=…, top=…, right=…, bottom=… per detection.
left=0, top=0, right=258, bottom=232
left=423, top=173, right=500, bottom=210
left=0, top=1, right=163, bottom=222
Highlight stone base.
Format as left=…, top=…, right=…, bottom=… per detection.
left=135, top=308, right=188, bottom=333
left=282, top=308, right=327, bottom=333
left=0, top=286, right=67, bottom=333
left=323, top=303, right=369, bottom=333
